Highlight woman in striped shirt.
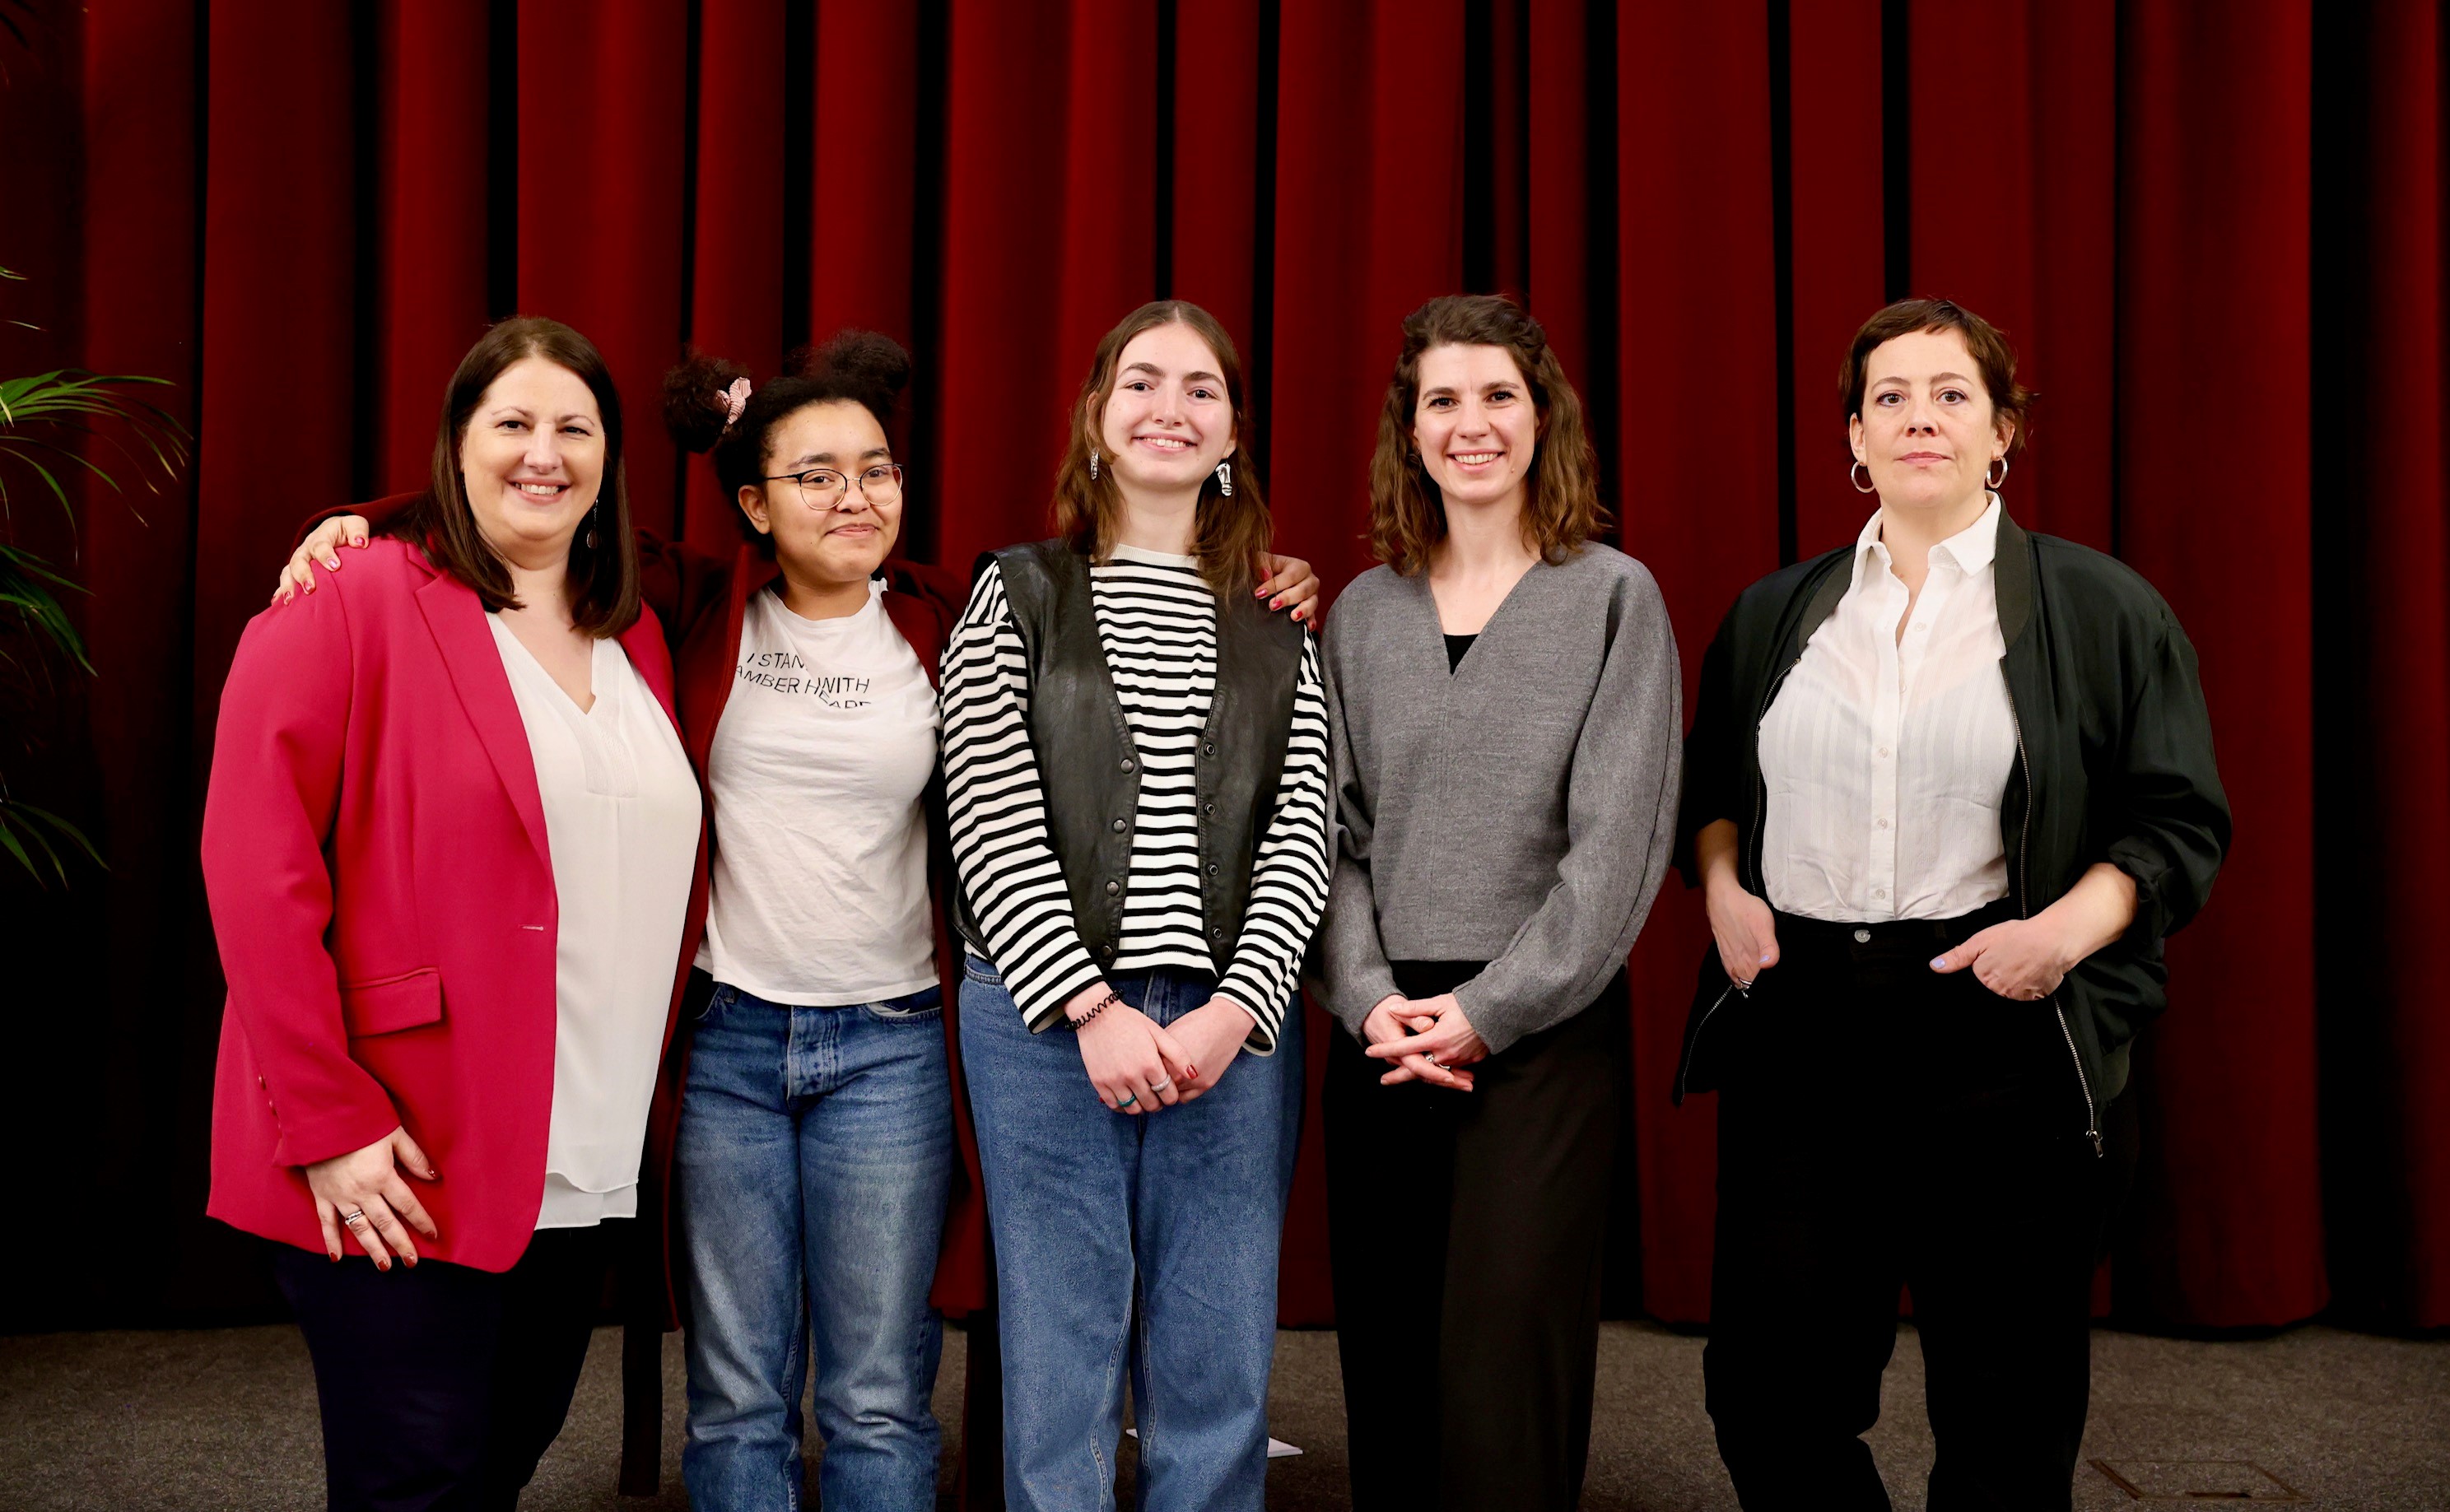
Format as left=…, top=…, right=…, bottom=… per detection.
left=940, top=300, right=1333, bottom=1512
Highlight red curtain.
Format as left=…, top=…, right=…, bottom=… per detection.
left=1, top=0, right=2438, bottom=1334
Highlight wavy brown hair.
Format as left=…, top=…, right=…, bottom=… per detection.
left=1368, top=294, right=1605, bottom=577
left=1050, top=300, right=1269, bottom=595
left=390, top=315, right=640, bottom=636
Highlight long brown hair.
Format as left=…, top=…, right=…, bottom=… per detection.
left=1367, top=294, right=1605, bottom=576
left=391, top=315, right=640, bottom=636
left=1050, top=300, right=1270, bottom=595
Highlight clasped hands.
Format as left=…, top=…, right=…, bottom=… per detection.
left=1071, top=984, right=1259, bottom=1114
left=1360, top=992, right=1487, bottom=1091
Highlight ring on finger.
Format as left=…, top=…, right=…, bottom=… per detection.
left=1149, top=1077, right=1171, bottom=1091
left=340, top=1207, right=368, bottom=1229
left=1117, top=1093, right=1139, bottom=1109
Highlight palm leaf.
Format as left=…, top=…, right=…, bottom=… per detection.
left=0, top=369, right=189, bottom=514
left=0, top=542, right=89, bottom=672
left=0, top=796, right=105, bottom=886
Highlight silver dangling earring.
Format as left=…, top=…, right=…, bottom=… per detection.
left=1215, top=461, right=1232, bottom=497
left=1987, top=457, right=2009, bottom=490
left=584, top=501, right=601, bottom=551
left=1849, top=462, right=1877, bottom=495
left=1088, top=449, right=1100, bottom=482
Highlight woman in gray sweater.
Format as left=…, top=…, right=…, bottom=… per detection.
left=1317, top=295, right=1682, bottom=1511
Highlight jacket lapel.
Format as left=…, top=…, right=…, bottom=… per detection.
left=415, top=568, right=551, bottom=867
left=617, top=609, right=681, bottom=731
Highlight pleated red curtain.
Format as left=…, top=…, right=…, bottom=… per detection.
left=2, top=0, right=2439, bottom=1334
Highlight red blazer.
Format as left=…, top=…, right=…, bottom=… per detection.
left=201, top=538, right=702, bottom=1273
left=636, top=533, right=990, bottom=1319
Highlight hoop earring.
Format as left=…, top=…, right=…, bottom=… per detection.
left=1986, top=457, right=2009, bottom=490
left=1215, top=461, right=1232, bottom=497
left=1088, top=449, right=1100, bottom=482
left=1849, top=462, right=1876, bottom=495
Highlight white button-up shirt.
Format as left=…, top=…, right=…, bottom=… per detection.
left=1758, top=497, right=2019, bottom=923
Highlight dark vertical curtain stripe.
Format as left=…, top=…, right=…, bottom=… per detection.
left=372, top=0, right=491, bottom=501
left=2116, top=0, right=2325, bottom=1328
left=683, top=0, right=785, bottom=550
left=6, top=0, right=2440, bottom=1333
left=1612, top=0, right=1782, bottom=1325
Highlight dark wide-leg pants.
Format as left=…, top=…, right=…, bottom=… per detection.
left=1325, top=963, right=1628, bottom=1512
left=271, top=1221, right=617, bottom=1512
left=1702, top=905, right=2132, bottom=1512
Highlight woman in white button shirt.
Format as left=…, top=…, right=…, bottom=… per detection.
left=1674, top=299, right=2231, bottom=1511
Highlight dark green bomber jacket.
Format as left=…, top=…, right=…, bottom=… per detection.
left=1671, top=509, right=2233, bottom=1151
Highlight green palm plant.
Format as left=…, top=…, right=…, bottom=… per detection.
left=0, top=264, right=190, bottom=883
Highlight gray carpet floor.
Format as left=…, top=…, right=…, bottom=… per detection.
left=2, top=1321, right=2443, bottom=1509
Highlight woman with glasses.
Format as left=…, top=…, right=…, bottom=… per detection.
left=277, top=333, right=1320, bottom=1510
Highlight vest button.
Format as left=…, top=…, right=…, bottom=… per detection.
left=1201, top=742, right=1217, bottom=757
left=1201, top=801, right=1216, bottom=817
left=1119, top=757, right=1135, bottom=773
left=1207, top=863, right=1219, bottom=877
left=1210, top=926, right=1225, bottom=940
left=1105, top=880, right=1121, bottom=896
left=1111, top=817, right=1127, bottom=833
left=1097, top=944, right=1116, bottom=960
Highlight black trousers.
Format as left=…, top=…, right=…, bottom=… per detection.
left=1702, top=905, right=2132, bottom=1512
left=1325, top=963, right=1628, bottom=1512
left=271, top=1222, right=619, bottom=1512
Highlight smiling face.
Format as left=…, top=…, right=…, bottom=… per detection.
left=1097, top=322, right=1237, bottom=493
left=458, top=356, right=606, bottom=569
left=1411, top=342, right=1539, bottom=513
left=1848, top=327, right=2014, bottom=514
left=738, top=399, right=901, bottom=586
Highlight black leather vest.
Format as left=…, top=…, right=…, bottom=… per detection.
left=953, top=540, right=1305, bottom=976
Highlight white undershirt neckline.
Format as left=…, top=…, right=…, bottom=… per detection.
left=1757, top=496, right=2019, bottom=923
left=487, top=616, right=701, bottom=1230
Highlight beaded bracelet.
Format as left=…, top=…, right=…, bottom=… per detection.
left=1067, top=989, right=1122, bottom=1030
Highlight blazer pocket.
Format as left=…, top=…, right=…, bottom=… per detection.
left=340, top=967, right=445, bottom=1037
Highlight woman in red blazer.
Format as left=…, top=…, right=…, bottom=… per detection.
left=204, top=317, right=706, bottom=1511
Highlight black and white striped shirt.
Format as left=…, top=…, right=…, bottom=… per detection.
left=940, top=545, right=1332, bottom=1051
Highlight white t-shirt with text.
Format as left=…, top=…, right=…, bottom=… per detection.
left=696, top=579, right=940, bottom=1005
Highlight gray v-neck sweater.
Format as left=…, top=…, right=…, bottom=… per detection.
left=1316, top=542, right=1683, bottom=1054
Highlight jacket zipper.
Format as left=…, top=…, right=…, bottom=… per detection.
left=1680, top=650, right=1806, bottom=1100
left=1746, top=652, right=1808, bottom=891
left=1676, top=979, right=1746, bottom=1102
left=2010, top=691, right=2102, bottom=1157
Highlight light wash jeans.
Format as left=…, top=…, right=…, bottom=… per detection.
left=958, top=954, right=1303, bottom=1512
left=674, top=976, right=953, bottom=1512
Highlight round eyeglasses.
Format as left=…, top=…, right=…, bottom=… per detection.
left=762, top=463, right=906, bottom=512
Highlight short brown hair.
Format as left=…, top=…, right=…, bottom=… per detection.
left=393, top=316, right=640, bottom=636
left=1050, top=300, right=1270, bottom=596
left=1368, top=295, right=1605, bottom=576
left=1840, top=297, right=2034, bottom=460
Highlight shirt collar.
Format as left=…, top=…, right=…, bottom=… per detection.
left=1853, top=493, right=2003, bottom=584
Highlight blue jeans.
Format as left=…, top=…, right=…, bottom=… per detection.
left=674, top=977, right=953, bottom=1512
left=958, top=956, right=1304, bottom=1512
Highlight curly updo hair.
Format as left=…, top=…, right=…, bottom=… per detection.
left=664, top=329, right=914, bottom=554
